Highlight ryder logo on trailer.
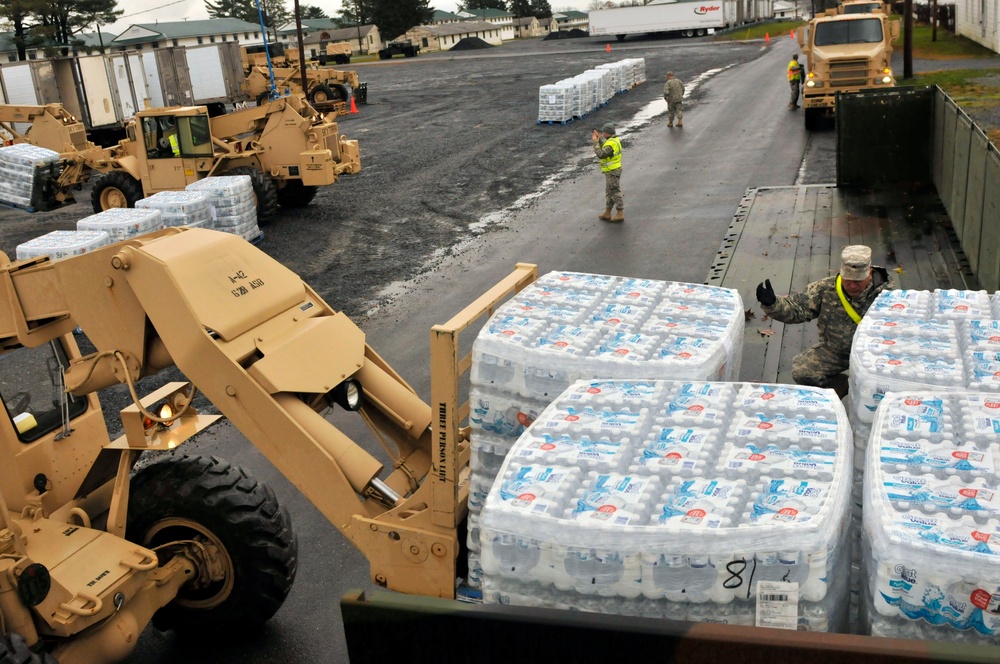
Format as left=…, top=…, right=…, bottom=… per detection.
left=695, top=5, right=721, bottom=13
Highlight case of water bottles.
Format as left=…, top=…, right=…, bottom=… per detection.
left=186, top=176, right=259, bottom=239
left=0, top=144, right=61, bottom=210
left=15, top=230, right=111, bottom=261
left=466, top=273, right=745, bottom=590
left=848, top=289, right=1000, bottom=427
left=862, top=390, right=1000, bottom=643
left=479, top=379, right=853, bottom=631
left=136, top=190, right=213, bottom=228
left=76, top=207, right=163, bottom=241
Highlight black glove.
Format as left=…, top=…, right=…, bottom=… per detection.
left=756, top=279, right=776, bottom=307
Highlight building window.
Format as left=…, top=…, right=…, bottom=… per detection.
left=28, top=51, right=36, bottom=59
left=7, top=54, right=15, bottom=62
left=209, top=35, right=216, bottom=43
left=245, top=32, right=250, bottom=39
left=254, top=32, right=260, bottom=39
left=172, top=39, right=179, bottom=46
left=197, top=37, right=204, bottom=44
left=135, top=44, right=142, bottom=50
left=152, top=41, right=159, bottom=48
left=221, top=34, right=226, bottom=41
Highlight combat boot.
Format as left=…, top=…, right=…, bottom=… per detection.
left=610, top=209, right=624, bottom=222
left=598, top=208, right=612, bottom=221
left=676, top=121, right=683, bottom=127
left=667, top=120, right=673, bottom=128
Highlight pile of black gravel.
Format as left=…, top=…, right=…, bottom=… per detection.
left=543, top=29, right=590, bottom=40
left=451, top=36, right=494, bottom=50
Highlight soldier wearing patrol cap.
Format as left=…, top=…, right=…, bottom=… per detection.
left=755, top=245, right=894, bottom=398
left=591, top=123, right=624, bottom=222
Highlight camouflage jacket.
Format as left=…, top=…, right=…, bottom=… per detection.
left=762, top=267, right=893, bottom=357
left=663, top=78, right=684, bottom=102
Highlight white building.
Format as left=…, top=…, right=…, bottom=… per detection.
left=955, top=1, right=1000, bottom=54
left=402, top=21, right=504, bottom=52
left=111, top=19, right=266, bottom=51
left=456, top=8, right=517, bottom=41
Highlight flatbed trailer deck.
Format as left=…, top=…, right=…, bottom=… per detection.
left=707, top=184, right=976, bottom=385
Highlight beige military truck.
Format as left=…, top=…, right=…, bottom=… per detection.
left=0, top=225, right=537, bottom=662
left=837, top=0, right=889, bottom=14
left=796, top=11, right=900, bottom=129
left=0, top=97, right=360, bottom=222
left=316, top=41, right=352, bottom=65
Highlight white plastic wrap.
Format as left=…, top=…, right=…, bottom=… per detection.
left=136, top=190, right=213, bottom=228
left=479, top=379, right=852, bottom=631
left=16, top=230, right=111, bottom=261
left=862, top=391, right=1000, bottom=643
left=76, top=207, right=163, bottom=241
left=186, top=176, right=260, bottom=238
left=0, top=144, right=60, bottom=208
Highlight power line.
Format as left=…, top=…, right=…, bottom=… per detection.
left=117, top=0, right=190, bottom=21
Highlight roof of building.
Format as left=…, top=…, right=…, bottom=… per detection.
left=277, top=18, right=340, bottom=35
left=554, top=10, right=588, bottom=19
left=0, top=29, right=117, bottom=53
left=432, top=10, right=465, bottom=22
left=111, top=18, right=262, bottom=45
left=513, top=16, right=539, bottom=26
left=409, top=20, right=500, bottom=37
left=457, top=8, right=514, bottom=19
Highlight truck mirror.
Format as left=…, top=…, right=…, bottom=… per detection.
left=890, top=20, right=900, bottom=39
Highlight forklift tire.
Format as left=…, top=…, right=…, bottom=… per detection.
left=0, top=632, right=57, bottom=664
left=221, top=166, right=279, bottom=224
left=276, top=180, right=319, bottom=208
left=255, top=92, right=270, bottom=106
left=126, top=454, right=298, bottom=634
left=308, top=84, right=337, bottom=105
left=91, top=171, right=143, bottom=212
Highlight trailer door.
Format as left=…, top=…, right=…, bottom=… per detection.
left=141, top=52, right=166, bottom=108
left=0, top=64, right=40, bottom=134
left=77, top=55, right=118, bottom=128
left=185, top=46, right=227, bottom=103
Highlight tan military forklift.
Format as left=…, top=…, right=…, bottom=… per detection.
left=0, top=227, right=538, bottom=662
left=0, top=97, right=361, bottom=223
left=241, top=44, right=364, bottom=108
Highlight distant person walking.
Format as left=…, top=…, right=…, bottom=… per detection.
left=663, top=71, right=685, bottom=127
left=592, top=123, right=624, bottom=222
left=788, top=54, right=804, bottom=109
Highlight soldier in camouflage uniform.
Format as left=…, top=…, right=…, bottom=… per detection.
left=755, top=245, right=893, bottom=398
left=592, top=123, right=624, bottom=222
left=663, top=71, right=684, bottom=128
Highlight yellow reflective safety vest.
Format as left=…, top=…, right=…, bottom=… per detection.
left=788, top=59, right=802, bottom=81
left=599, top=136, right=622, bottom=173
left=168, top=133, right=180, bottom=156
left=835, top=275, right=862, bottom=324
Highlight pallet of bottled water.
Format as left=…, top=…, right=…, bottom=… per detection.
left=186, top=175, right=260, bottom=240
left=538, top=84, right=573, bottom=123
left=15, top=230, right=111, bottom=261
left=466, top=272, right=745, bottom=589
left=0, top=144, right=60, bottom=211
left=862, top=390, right=1000, bottom=643
left=136, top=190, right=213, bottom=228
left=596, top=62, right=628, bottom=94
left=849, top=289, right=1000, bottom=428
left=76, top=207, right=163, bottom=241
left=479, top=379, right=852, bottom=631
left=621, top=58, right=646, bottom=86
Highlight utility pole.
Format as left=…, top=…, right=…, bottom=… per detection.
left=903, top=0, right=912, bottom=79
left=293, top=0, right=307, bottom=95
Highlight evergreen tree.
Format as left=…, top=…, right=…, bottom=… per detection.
left=462, top=0, right=506, bottom=10
left=528, top=0, right=551, bottom=18
left=299, top=3, right=325, bottom=19
left=34, top=0, right=119, bottom=52
left=0, top=0, right=45, bottom=59
left=204, top=0, right=290, bottom=32
left=334, top=0, right=373, bottom=28
left=508, top=0, right=530, bottom=18
left=368, top=0, right=432, bottom=42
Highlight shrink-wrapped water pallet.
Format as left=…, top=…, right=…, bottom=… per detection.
left=186, top=176, right=260, bottom=241
left=136, top=190, right=213, bottom=228
left=537, top=83, right=573, bottom=123
left=480, top=379, right=853, bottom=632
left=16, top=230, right=111, bottom=261
left=862, top=391, right=1000, bottom=643
left=76, top=207, right=163, bottom=241
left=466, top=272, right=744, bottom=588
left=0, top=144, right=61, bottom=211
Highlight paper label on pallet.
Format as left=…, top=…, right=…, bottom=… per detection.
left=755, top=581, right=799, bottom=630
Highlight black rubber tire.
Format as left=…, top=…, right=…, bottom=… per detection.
left=206, top=102, right=227, bottom=117
left=404, top=48, right=416, bottom=57
left=804, top=108, right=820, bottom=131
left=308, top=83, right=337, bottom=105
left=615, top=34, right=626, bottom=42
left=335, top=55, right=350, bottom=64
left=126, top=454, right=297, bottom=634
left=0, top=632, right=56, bottom=664
left=378, top=49, right=390, bottom=60
left=220, top=165, right=279, bottom=224
left=276, top=180, right=319, bottom=208
left=91, top=170, right=143, bottom=212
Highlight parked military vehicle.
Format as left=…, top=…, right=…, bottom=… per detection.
left=378, top=40, right=420, bottom=59
left=0, top=97, right=360, bottom=222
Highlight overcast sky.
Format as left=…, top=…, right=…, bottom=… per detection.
left=104, top=1, right=592, bottom=34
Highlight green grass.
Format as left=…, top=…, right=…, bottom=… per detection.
left=714, top=20, right=807, bottom=42
left=904, top=21, right=1000, bottom=58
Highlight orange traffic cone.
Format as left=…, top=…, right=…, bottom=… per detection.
left=350, top=96, right=358, bottom=114
left=790, top=29, right=796, bottom=39
left=765, top=33, right=770, bottom=42
left=606, top=43, right=611, bottom=53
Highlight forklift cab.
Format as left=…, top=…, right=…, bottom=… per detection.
left=141, top=112, right=213, bottom=160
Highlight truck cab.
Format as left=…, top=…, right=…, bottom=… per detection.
left=838, top=0, right=889, bottom=14
left=797, top=13, right=900, bottom=129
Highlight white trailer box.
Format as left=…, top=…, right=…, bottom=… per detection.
left=152, top=43, right=249, bottom=107
left=588, top=0, right=733, bottom=41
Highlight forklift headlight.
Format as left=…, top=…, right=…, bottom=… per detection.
left=331, top=379, right=363, bottom=411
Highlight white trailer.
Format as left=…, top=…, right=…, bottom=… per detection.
left=588, top=0, right=735, bottom=41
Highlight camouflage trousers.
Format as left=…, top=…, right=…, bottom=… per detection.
left=667, top=100, right=684, bottom=122
left=603, top=168, right=623, bottom=210
left=792, top=344, right=849, bottom=388
left=789, top=79, right=801, bottom=106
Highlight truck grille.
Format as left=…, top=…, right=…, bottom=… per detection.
left=829, top=59, right=869, bottom=87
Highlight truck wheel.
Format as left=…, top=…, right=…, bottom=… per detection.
left=277, top=180, right=319, bottom=208
left=378, top=49, right=390, bottom=60
left=126, top=454, right=298, bottom=634
left=91, top=171, right=143, bottom=212
left=804, top=108, right=820, bottom=130
left=222, top=166, right=279, bottom=224
left=335, top=55, right=350, bottom=64
left=309, top=84, right=337, bottom=105
left=404, top=48, right=416, bottom=57
left=1, top=632, right=57, bottom=664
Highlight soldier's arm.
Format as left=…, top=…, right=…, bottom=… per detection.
left=763, top=280, right=823, bottom=324
left=593, top=142, right=614, bottom=158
